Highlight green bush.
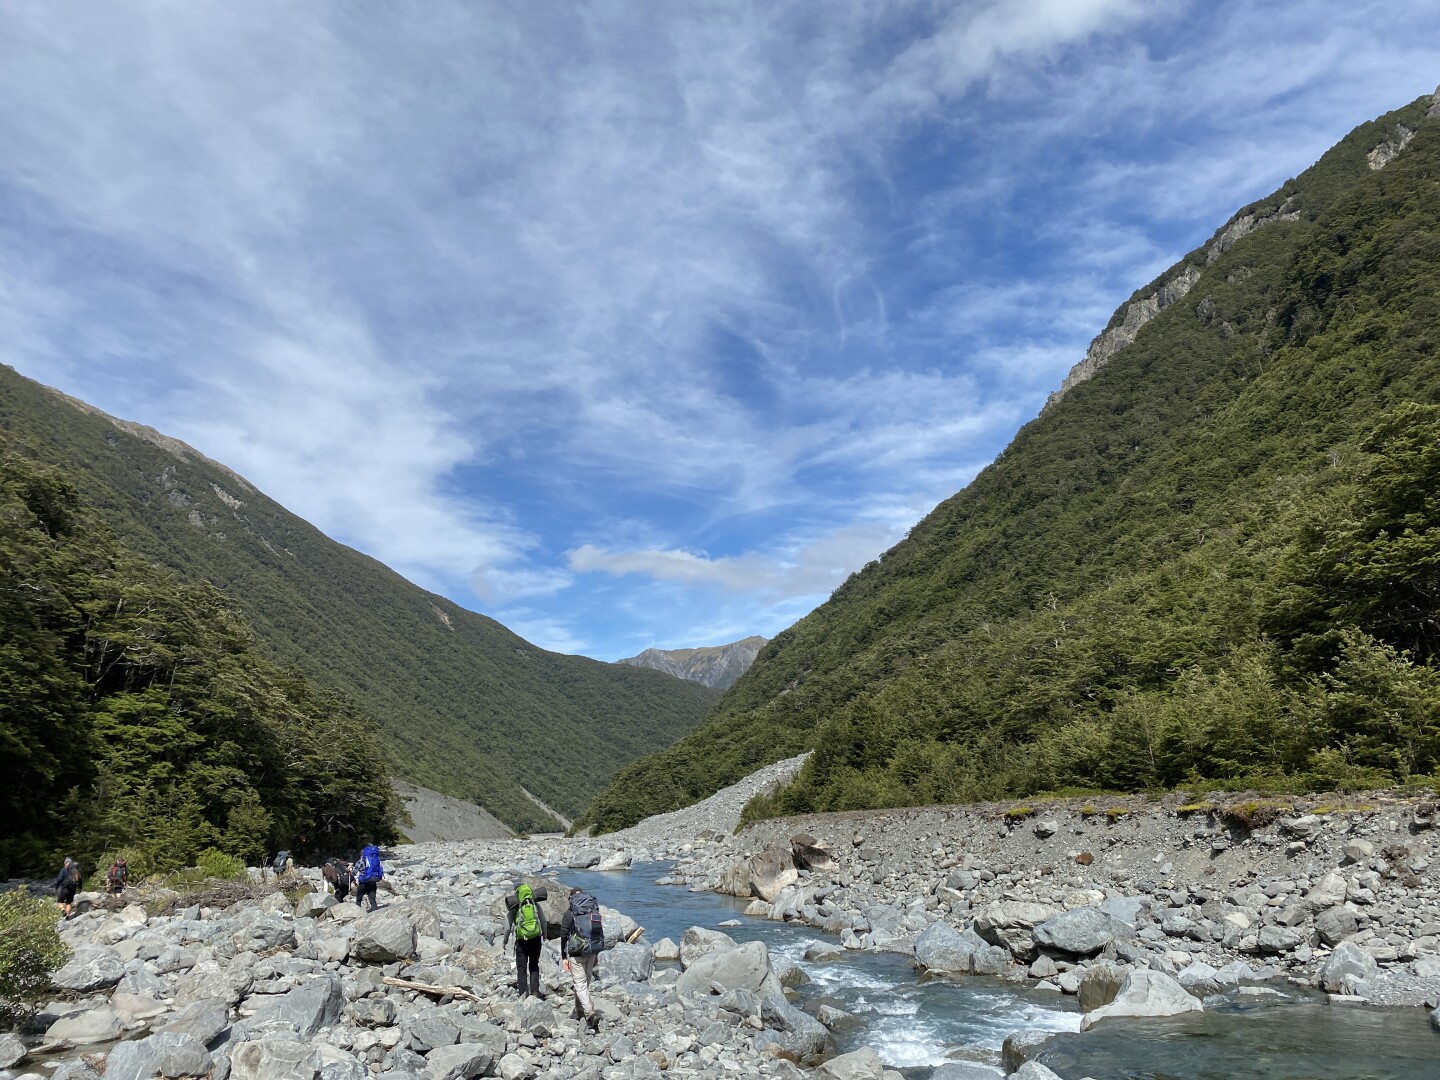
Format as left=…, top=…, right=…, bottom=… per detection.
left=194, top=848, right=247, bottom=881
left=0, top=890, right=69, bottom=1024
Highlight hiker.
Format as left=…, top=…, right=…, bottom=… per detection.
left=270, top=849, right=293, bottom=877
left=354, top=844, right=384, bottom=911
left=502, top=882, right=549, bottom=998
left=52, top=857, right=82, bottom=919
left=559, top=889, right=606, bottom=1031
left=105, top=858, right=129, bottom=895
left=322, top=858, right=352, bottom=903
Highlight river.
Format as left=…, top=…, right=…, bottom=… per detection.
left=560, top=863, right=1440, bottom=1080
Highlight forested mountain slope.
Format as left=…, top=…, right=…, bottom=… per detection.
left=581, top=89, right=1440, bottom=832
left=0, top=368, right=718, bottom=832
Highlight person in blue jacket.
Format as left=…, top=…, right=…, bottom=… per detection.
left=354, top=844, right=384, bottom=911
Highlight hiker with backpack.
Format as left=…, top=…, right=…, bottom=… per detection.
left=270, top=850, right=293, bottom=878
left=559, top=889, right=606, bottom=1031
left=354, top=844, right=384, bottom=911
left=105, top=858, right=129, bottom=895
left=52, top=857, right=82, bottom=919
left=502, top=882, right=550, bottom=998
left=322, top=857, right=352, bottom=903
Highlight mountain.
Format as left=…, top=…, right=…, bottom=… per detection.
left=0, top=367, right=720, bottom=833
left=579, top=88, right=1440, bottom=833
left=616, top=636, right=768, bottom=690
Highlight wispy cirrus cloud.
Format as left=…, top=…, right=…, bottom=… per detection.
left=1, top=2, right=1438, bottom=658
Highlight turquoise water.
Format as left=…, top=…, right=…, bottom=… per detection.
left=560, top=863, right=1440, bottom=1079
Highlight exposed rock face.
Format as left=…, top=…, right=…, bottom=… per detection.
left=616, top=636, right=767, bottom=690
left=393, top=780, right=514, bottom=843
left=748, top=847, right=799, bottom=901
left=1368, top=124, right=1415, bottom=169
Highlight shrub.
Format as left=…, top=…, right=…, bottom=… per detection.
left=0, top=890, right=70, bottom=1024
left=194, top=848, right=247, bottom=882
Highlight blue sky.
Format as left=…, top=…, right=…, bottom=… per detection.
left=3, top=2, right=1438, bottom=659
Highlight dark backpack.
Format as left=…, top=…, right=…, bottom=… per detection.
left=65, top=863, right=81, bottom=886
left=566, top=891, right=604, bottom=956
left=272, top=850, right=291, bottom=873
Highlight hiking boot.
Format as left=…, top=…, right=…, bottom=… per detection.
left=585, top=1013, right=600, bottom=1033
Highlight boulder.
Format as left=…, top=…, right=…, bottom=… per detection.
left=1317, top=941, right=1379, bottom=993
left=603, top=941, right=654, bottom=983
left=973, top=901, right=1059, bottom=942
left=748, top=848, right=799, bottom=902
left=1011, top=1064, right=1064, bottom=1080
left=174, top=960, right=254, bottom=1006
left=914, top=922, right=978, bottom=974
left=350, top=911, right=417, bottom=963
left=231, top=914, right=296, bottom=953
left=1305, top=872, right=1348, bottom=912
left=1001, top=1029, right=1052, bottom=1073
left=1343, top=839, right=1376, bottom=863
left=1177, top=961, right=1221, bottom=998
left=676, top=939, right=783, bottom=999
left=103, top=1033, right=211, bottom=1080
left=759, top=992, right=830, bottom=1064
left=1257, top=925, right=1302, bottom=954
left=1033, top=819, right=1059, bottom=838
left=1080, top=970, right=1203, bottom=1029
left=717, top=861, right=753, bottom=897
left=423, top=1042, right=495, bottom=1080
left=1314, top=905, right=1358, bottom=947
left=652, top=937, right=679, bottom=961
left=248, top=975, right=344, bottom=1039
left=1032, top=908, right=1119, bottom=955
left=0, top=1033, right=24, bottom=1070
left=566, top=849, right=602, bottom=868
left=152, top=997, right=232, bottom=1046
left=815, top=1046, right=885, bottom=1080
left=804, top=940, right=845, bottom=962
left=295, top=892, right=337, bottom=920
left=595, top=850, right=631, bottom=871
left=931, top=1066, right=1004, bottom=1080
left=45, top=1002, right=123, bottom=1045
left=229, top=1038, right=322, bottom=1080
left=791, top=833, right=837, bottom=872
left=52, top=945, right=125, bottom=992
left=679, top=926, right=738, bottom=968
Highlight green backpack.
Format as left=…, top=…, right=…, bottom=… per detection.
left=515, top=884, right=542, bottom=941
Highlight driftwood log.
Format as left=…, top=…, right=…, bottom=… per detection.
left=382, top=976, right=483, bottom=1003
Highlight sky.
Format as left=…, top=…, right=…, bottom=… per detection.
left=2, top=2, right=1438, bottom=660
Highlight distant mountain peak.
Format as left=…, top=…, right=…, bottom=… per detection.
left=617, top=635, right=767, bottom=690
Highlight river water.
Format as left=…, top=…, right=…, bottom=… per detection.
left=561, top=863, right=1440, bottom=1080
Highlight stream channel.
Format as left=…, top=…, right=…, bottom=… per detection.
left=559, top=863, right=1440, bottom=1080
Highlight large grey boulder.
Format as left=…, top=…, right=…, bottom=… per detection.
left=423, top=1042, right=495, bottom=1080
left=679, top=926, right=737, bottom=968
left=228, top=1038, right=322, bottom=1080
left=595, top=850, right=632, bottom=871
left=1077, top=961, right=1127, bottom=1012
left=1305, top=872, right=1348, bottom=912
left=350, top=911, right=417, bottom=963
left=1080, top=969, right=1203, bottom=1029
left=152, top=997, right=232, bottom=1046
left=931, top=1065, right=1004, bottom=1079
left=103, top=1033, right=211, bottom=1080
left=1176, top=961, right=1221, bottom=998
left=1314, top=905, right=1358, bottom=947
left=45, top=1002, right=123, bottom=1045
left=759, top=993, right=829, bottom=1064
left=974, top=901, right=1058, bottom=959
left=1011, top=1063, right=1065, bottom=1080
left=295, top=892, right=337, bottom=920
left=914, top=922, right=978, bottom=974
left=174, top=959, right=254, bottom=1006
left=814, top=1046, right=884, bottom=1079
left=231, top=914, right=296, bottom=953
left=1317, top=941, right=1379, bottom=993
left=0, top=1033, right=24, bottom=1070
left=791, top=833, right=837, bottom=872
left=748, top=848, right=799, bottom=902
left=603, top=941, right=655, bottom=984
left=1032, top=908, right=1120, bottom=955
left=676, top=939, right=782, bottom=999
left=52, top=945, right=125, bottom=992
left=248, top=976, right=344, bottom=1039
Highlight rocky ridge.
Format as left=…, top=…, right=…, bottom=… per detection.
left=615, top=638, right=767, bottom=691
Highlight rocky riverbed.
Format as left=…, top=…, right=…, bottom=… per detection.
left=5, top=782, right=1440, bottom=1080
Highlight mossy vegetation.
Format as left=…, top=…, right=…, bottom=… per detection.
left=582, top=93, right=1440, bottom=833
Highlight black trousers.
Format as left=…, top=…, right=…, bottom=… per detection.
left=355, top=880, right=378, bottom=911
left=514, top=936, right=543, bottom=995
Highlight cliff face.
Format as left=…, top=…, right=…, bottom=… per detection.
left=617, top=636, right=768, bottom=690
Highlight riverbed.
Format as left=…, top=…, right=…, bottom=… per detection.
left=561, top=863, right=1440, bottom=1079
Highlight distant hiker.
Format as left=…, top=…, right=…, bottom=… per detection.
left=322, top=858, right=352, bottom=903
left=271, top=849, right=293, bottom=877
left=559, top=889, right=606, bottom=1031
left=354, top=844, right=384, bottom=911
left=53, top=857, right=82, bottom=919
left=502, top=882, right=550, bottom=998
left=105, top=858, right=129, bottom=895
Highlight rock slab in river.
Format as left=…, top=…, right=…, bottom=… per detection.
left=1080, top=969, right=1203, bottom=1029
